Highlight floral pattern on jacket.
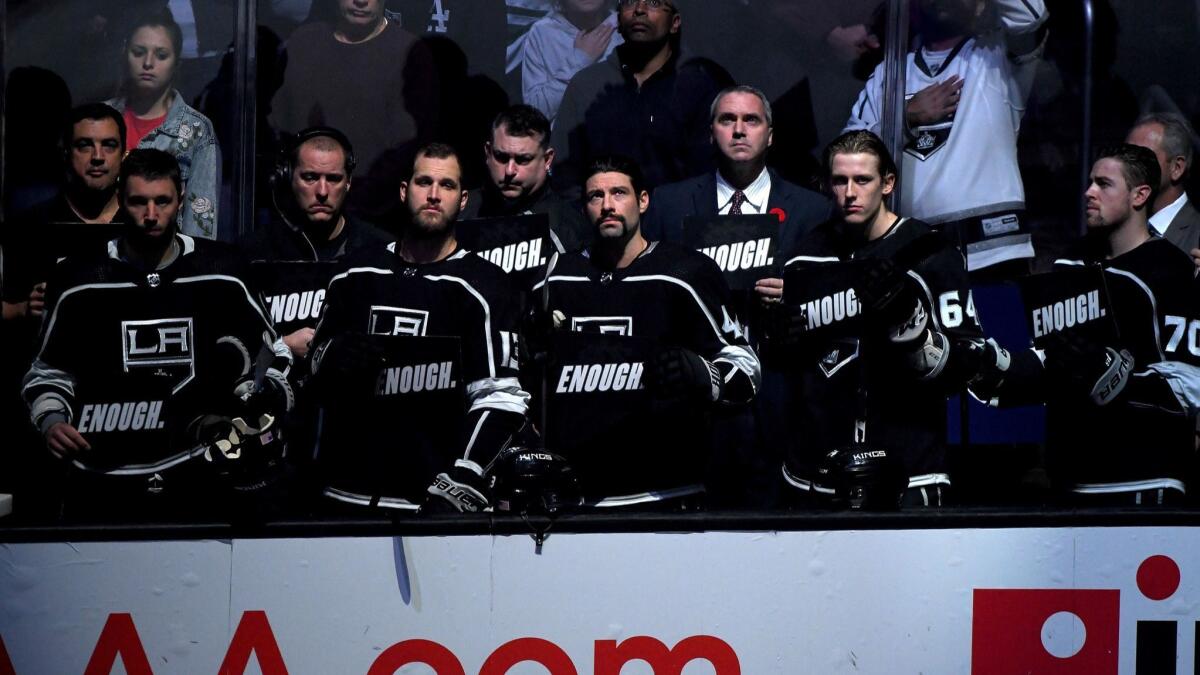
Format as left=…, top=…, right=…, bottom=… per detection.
left=107, top=92, right=221, bottom=240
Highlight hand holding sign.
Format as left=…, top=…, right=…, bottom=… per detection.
left=1044, top=330, right=1134, bottom=406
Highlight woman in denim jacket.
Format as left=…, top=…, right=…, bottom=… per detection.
left=107, top=9, right=221, bottom=240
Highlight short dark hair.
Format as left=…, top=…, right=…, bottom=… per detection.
left=824, top=130, right=898, bottom=182
left=1095, top=143, right=1161, bottom=207
left=64, top=103, right=127, bottom=154
left=583, top=154, right=647, bottom=196
left=125, top=8, right=184, bottom=61
left=120, top=148, right=182, bottom=199
left=416, top=142, right=459, bottom=162
left=709, top=85, right=773, bottom=127
left=491, top=105, right=552, bottom=151
left=410, top=142, right=463, bottom=180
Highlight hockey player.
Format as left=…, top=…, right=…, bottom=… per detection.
left=21, top=149, right=292, bottom=518
left=533, top=154, right=761, bottom=507
left=966, top=144, right=1200, bottom=505
left=309, top=143, right=530, bottom=513
left=773, top=130, right=985, bottom=507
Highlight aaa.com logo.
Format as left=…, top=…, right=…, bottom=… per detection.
left=972, top=554, right=1183, bottom=674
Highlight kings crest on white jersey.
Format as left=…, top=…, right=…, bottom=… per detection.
left=369, top=306, right=430, bottom=337
left=121, top=318, right=195, bottom=394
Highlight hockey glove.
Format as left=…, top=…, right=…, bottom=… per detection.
left=760, top=302, right=811, bottom=347
left=854, top=258, right=928, bottom=343
left=960, top=338, right=1012, bottom=403
left=310, top=333, right=387, bottom=383
left=425, top=459, right=491, bottom=513
left=1044, top=331, right=1134, bottom=406
left=649, top=347, right=723, bottom=404
left=521, top=303, right=566, bottom=366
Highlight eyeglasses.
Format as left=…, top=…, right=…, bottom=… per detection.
left=617, top=0, right=675, bottom=11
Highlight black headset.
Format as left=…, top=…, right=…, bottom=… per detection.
left=271, top=126, right=357, bottom=191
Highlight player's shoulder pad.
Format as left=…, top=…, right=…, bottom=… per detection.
left=785, top=220, right=845, bottom=264
left=645, top=240, right=727, bottom=280
left=1115, top=237, right=1197, bottom=291
left=440, top=249, right=520, bottom=299
left=185, top=237, right=253, bottom=278
left=545, top=249, right=591, bottom=277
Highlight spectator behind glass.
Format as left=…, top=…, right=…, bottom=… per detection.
left=521, top=0, right=622, bottom=124
left=4, top=104, right=130, bottom=323
left=106, top=9, right=222, bottom=241
left=1125, top=113, right=1200, bottom=266
left=270, top=0, right=438, bottom=223
left=551, top=0, right=732, bottom=198
left=462, top=104, right=591, bottom=253
left=845, top=0, right=1048, bottom=276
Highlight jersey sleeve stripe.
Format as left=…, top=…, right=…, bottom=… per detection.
left=424, top=274, right=498, bottom=378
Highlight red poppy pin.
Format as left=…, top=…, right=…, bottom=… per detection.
left=769, top=207, right=786, bottom=223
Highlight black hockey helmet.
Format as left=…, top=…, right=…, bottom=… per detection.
left=812, top=445, right=907, bottom=510
left=190, top=412, right=286, bottom=493
left=490, top=446, right=583, bottom=516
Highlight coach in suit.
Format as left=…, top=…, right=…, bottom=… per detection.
left=642, top=84, right=833, bottom=302
left=1127, top=112, right=1200, bottom=265
left=642, top=85, right=832, bottom=508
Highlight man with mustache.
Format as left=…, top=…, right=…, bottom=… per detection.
left=534, top=154, right=760, bottom=508
left=309, top=143, right=531, bottom=513
left=461, top=105, right=590, bottom=254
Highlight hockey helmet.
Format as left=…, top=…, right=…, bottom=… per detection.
left=812, top=445, right=907, bottom=510
left=190, top=411, right=285, bottom=493
left=490, top=446, right=583, bottom=516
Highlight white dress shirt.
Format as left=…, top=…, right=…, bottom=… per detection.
left=716, top=167, right=772, bottom=215
left=1149, top=192, right=1190, bottom=237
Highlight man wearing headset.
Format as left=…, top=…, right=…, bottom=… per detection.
left=239, top=126, right=391, bottom=359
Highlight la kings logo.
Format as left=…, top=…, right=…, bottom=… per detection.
left=121, top=318, right=195, bottom=394
left=819, top=338, right=860, bottom=377
left=905, top=121, right=952, bottom=161
left=369, top=306, right=429, bottom=337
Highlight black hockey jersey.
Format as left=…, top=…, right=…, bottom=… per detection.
left=534, top=241, right=761, bottom=504
left=779, top=217, right=984, bottom=492
left=22, top=235, right=291, bottom=476
left=1039, top=238, right=1200, bottom=493
left=310, top=242, right=528, bottom=508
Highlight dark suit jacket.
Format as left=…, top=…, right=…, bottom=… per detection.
left=641, top=169, right=832, bottom=508
left=641, top=168, right=833, bottom=264
left=1163, top=196, right=1200, bottom=256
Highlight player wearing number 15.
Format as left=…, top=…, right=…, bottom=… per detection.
left=772, top=131, right=985, bottom=507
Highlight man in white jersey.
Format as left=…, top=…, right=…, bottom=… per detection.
left=845, top=0, right=1048, bottom=274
